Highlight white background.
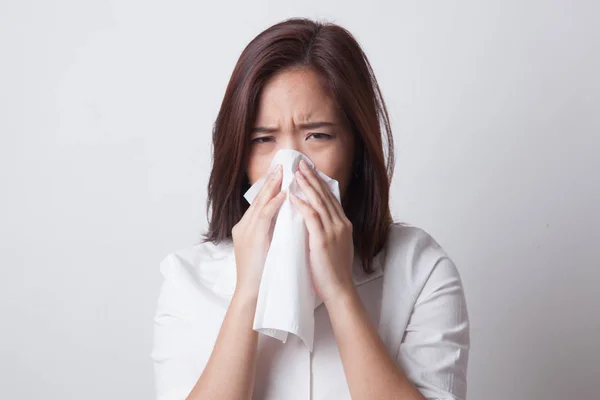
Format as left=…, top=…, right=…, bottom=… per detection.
left=1, top=1, right=599, bottom=399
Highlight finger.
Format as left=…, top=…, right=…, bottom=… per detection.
left=255, top=191, right=286, bottom=232
left=300, top=160, right=348, bottom=222
left=247, top=166, right=282, bottom=228
left=321, top=181, right=346, bottom=222
left=298, top=160, right=341, bottom=208
left=296, top=161, right=336, bottom=218
left=249, top=164, right=282, bottom=212
left=289, top=192, right=325, bottom=237
left=295, top=170, right=334, bottom=226
left=297, top=161, right=339, bottom=224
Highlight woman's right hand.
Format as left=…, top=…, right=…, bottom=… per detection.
left=231, top=164, right=285, bottom=300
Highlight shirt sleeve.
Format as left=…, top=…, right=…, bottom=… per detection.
left=150, top=254, right=204, bottom=400
left=397, top=255, right=470, bottom=400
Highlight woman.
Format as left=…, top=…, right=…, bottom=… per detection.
left=151, top=18, right=470, bottom=400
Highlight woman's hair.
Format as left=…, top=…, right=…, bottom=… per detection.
left=202, top=17, right=395, bottom=274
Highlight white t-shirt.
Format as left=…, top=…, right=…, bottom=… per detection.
left=151, top=224, right=470, bottom=399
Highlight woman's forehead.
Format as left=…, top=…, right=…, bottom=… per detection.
left=256, top=70, right=337, bottom=119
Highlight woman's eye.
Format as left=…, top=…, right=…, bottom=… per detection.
left=251, top=136, right=274, bottom=144
left=307, top=133, right=332, bottom=140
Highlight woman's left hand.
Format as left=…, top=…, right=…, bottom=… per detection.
left=289, top=159, right=356, bottom=304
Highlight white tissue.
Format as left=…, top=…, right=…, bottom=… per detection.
left=243, top=149, right=340, bottom=352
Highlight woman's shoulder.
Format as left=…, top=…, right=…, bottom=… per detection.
left=385, top=222, right=449, bottom=257
left=158, top=238, right=235, bottom=296
left=382, top=222, right=462, bottom=291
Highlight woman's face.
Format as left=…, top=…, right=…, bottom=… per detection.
left=246, top=67, right=355, bottom=198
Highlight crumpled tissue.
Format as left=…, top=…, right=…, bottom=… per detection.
left=243, top=148, right=340, bottom=352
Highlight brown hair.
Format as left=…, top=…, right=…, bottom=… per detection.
left=202, top=17, right=395, bottom=274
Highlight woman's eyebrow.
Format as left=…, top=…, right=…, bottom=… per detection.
left=251, top=121, right=336, bottom=134
left=297, top=121, right=336, bottom=130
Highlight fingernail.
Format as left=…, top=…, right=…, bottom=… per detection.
left=295, top=171, right=304, bottom=180
left=299, top=160, right=307, bottom=170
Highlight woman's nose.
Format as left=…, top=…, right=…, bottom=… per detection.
left=277, top=135, right=302, bottom=152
